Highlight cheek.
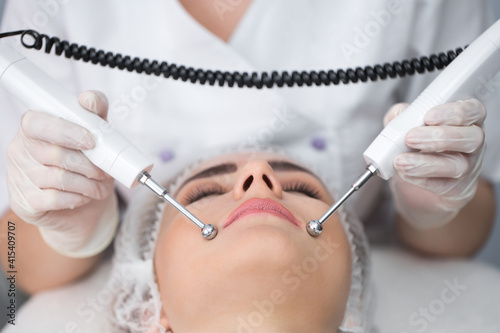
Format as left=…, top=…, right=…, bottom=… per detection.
left=154, top=208, right=231, bottom=322
left=284, top=195, right=353, bottom=324
left=282, top=194, right=331, bottom=223
left=313, top=218, right=353, bottom=323
left=154, top=216, right=207, bottom=321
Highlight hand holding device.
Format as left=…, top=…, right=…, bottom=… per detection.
left=308, top=19, right=500, bottom=236
left=5, top=91, right=119, bottom=257
left=384, top=99, right=486, bottom=229
left=0, top=45, right=217, bottom=246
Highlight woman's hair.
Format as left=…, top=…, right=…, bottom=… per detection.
left=106, top=147, right=373, bottom=332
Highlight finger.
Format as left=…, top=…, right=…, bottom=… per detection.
left=383, top=103, right=409, bottom=126
left=30, top=189, right=94, bottom=212
left=406, top=125, right=484, bottom=153
left=78, top=90, right=109, bottom=121
left=21, top=110, right=95, bottom=150
left=424, top=99, right=487, bottom=126
left=30, top=165, right=115, bottom=201
left=7, top=174, right=93, bottom=216
left=395, top=173, right=457, bottom=196
left=394, top=152, right=469, bottom=178
left=25, top=139, right=110, bottom=181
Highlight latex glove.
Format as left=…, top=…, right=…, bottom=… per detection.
left=6, top=91, right=119, bottom=257
left=384, top=99, right=486, bottom=230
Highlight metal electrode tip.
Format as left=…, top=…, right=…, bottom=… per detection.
left=202, top=224, right=218, bottom=240
left=306, top=164, right=379, bottom=238
left=140, top=171, right=218, bottom=240
left=307, top=220, right=323, bottom=236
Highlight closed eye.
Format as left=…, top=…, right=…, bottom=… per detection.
left=184, top=184, right=225, bottom=204
left=282, top=181, right=320, bottom=199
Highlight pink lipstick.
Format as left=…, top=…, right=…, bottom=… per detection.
left=224, top=198, right=301, bottom=228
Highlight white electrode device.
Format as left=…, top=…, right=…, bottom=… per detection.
left=0, top=44, right=153, bottom=189
left=307, top=19, right=500, bottom=236
left=364, top=19, right=500, bottom=180
left=0, top=19, right=499, bottom=239
left=0, top=44, right=218, bottom=239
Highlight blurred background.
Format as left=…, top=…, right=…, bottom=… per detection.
left=0, top=0, right=500, bottom=330
left=475, top=1, right=500, bottom=265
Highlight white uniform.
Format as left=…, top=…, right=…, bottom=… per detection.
left=0, top=0, right=499, bottom=225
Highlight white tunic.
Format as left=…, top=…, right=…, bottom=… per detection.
left=0, top=0, right=499, bottom=224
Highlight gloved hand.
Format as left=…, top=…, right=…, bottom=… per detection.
left=384, top=99, right=486, bottom=230
left=6, top=91, right=119, bottom=257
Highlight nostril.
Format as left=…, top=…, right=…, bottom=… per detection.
left=262, top=174, right=273, bottom=190
left=243, top=175, right=253, bottom=191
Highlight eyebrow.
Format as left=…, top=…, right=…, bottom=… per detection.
left=175, top=160, right=316, bottom=193
left=182, top=163, right=238, bottom=185
left=267, top=160, right=314, bottom=175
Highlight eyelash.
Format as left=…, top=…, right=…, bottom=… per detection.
left=185, top=184, right=225, bottom=204
left=184, top=181, right=321, bottom=204
left=282, top=182, right=320, bottom=199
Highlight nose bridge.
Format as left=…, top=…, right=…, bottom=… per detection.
left=234, top=161, right=282, bottom=199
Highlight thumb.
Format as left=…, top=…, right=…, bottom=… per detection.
left=78, top=90, right=109, bottom=121
left=383, top=103, right=409, bottom=127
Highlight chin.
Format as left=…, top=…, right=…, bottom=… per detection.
left=202, top=227, right=303, bottom=309
left=222, top=220, right=307, bottom=274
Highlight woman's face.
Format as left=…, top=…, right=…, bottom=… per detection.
left=154, top=152, right=352, bottom=332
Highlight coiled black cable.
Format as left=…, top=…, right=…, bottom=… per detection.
left=0, top=29, right=466, bottom=89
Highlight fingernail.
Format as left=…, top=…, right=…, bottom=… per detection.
left=405, top=128, right=425, bottom=145
left=394, top=156, right=418, bottom=176
left=424, top=109, right=442, bottom=125
left=394, top=155, right=408, bottom=170
left=80, top=133, right=95, bottom=149
left=80, top=91, right=97, bottom=111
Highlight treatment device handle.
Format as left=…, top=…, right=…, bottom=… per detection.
left=0, top=44, right=153, bottom=188
left=364, top=19, right=500, bottom=180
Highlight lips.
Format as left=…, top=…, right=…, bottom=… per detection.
left=223, top=198, right=301, bottom=228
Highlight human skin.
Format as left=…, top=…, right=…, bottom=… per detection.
left=154, top=152, right=352, bottom=333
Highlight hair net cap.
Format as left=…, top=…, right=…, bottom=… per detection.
left=106, top=146, right=374, bottom=333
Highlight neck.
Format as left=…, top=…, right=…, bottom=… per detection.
left=174, top=307, right=337, bottom=333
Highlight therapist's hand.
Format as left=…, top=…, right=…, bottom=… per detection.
left=6, top=91, right=119, bottom=257
left=384, top=99, right=486, bottom=230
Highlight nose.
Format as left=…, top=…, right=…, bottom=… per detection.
left=233, top=161, right=283, bottom=200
